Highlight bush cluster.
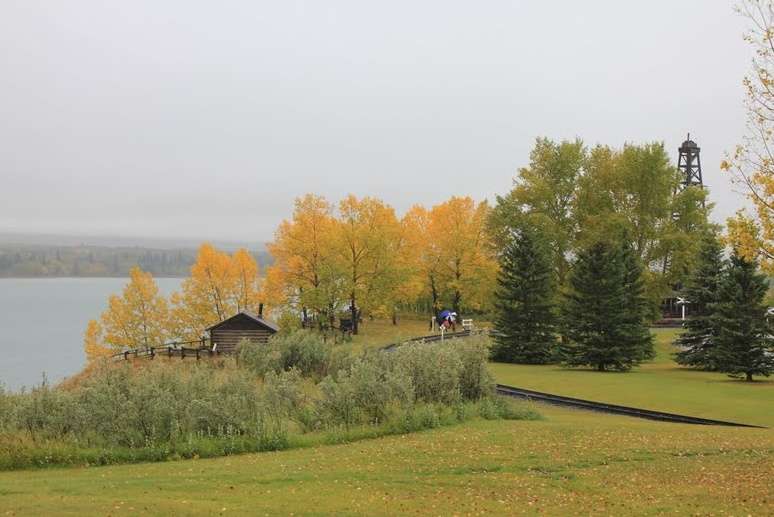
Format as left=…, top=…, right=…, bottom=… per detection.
left=2, top=364, right=300, bottom=449
left=313, top=335, right=496, bottom=429
left=239, top=329, right=353, bottom=380
left=0, top=333, right=537, bottom=470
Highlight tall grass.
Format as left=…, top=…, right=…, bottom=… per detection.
left=0, top=333, right=537, bottom=470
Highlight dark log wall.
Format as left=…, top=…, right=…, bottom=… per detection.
left=210, top=314, right=275, bottom=353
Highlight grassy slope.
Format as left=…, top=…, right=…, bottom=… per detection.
left=491, top=329, right=774, bottom=427
left=1, top=408, right=771, bottom=516
left=2, top=324, right=773, bottom=515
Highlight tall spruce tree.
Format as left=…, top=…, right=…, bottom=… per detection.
left=619, top=240, right=656, bottom=363
left=561, top=240, right=654, bottom=371
left=712, top=252, right=774, bottom=381
left=674, top=234, right=725, bottom=369
left=492, top=226, right=555, bottom=364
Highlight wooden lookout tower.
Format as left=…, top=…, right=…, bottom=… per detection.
left=677, top=135, right=703, bottom=190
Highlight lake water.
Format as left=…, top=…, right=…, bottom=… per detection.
left=0, top=277, right=183, bottom=391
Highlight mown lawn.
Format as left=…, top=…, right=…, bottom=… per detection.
left=491, top=328, right=774, bottom=427
left=0, top=407, right=771, bottom=516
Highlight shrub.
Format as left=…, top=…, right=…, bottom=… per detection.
left=238, top=338, right=282, bottom=377
left=317, top=371, right=359, bottom=429
left=390, top=342, right=463, bottom=404
left=3, top=361, right=308, bottom=449
left=14, top=379, right=80, bottom=441
left=239, top=329, right=350, bottom=379
left=319, top=358, right=413, bottom=426
left=316, top=338, right=495, bottom=428
left=0, top=385, right=15, bottom=432
left=455, top=336, right=496, bottom=400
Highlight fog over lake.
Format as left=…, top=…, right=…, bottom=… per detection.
left=0, top=278, right=182, bottom=391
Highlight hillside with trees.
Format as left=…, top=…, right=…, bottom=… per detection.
left=0, top=243, right=270, bottom=278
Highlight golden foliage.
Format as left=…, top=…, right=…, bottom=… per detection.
left=231, top=248, right=262, bottom=312
left=725, top=1, right=774, bottom=272
left=426, top=196, right=497, bottom=312
left=334, top=195, right=406, bottom=330
left=265, top=194, right=495, bottom=330
left=170, top=243, right=262, bottom=341
left=82, top=319, right=112, bottom=361
left=99, top=266, right=170, bottom=349
left=265, top=194, right=342, bottom=321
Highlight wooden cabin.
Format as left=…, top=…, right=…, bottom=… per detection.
left=206, top=310, right=279, bottom=354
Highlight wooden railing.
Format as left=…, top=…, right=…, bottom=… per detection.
left=110, top=338, right=218, bottom=361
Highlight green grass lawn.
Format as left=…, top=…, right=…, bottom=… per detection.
left=2, top=326, right=772, bottom=515
left=491, top=328, right=774, bottom=427
left=1, top=407, right=771, bottom=516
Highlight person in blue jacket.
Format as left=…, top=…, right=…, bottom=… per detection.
left=436, top=310, right=457, bottom=331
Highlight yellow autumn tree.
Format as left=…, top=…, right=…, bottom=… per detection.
left=334, top=195, right=405, bottom=333
left=83, top=319, right=112, bottom=361
left=99, top=266, right=170, bottom=349
left=231, top=248, right=262, bottom=312
left=401, top=204, right=443, bottom=313
left=724, top=1, right=774, bottom=272
left=428, top=196, right=497, bottom=313
left=266, top=194, right=344, bottom=326
left=170, top=243, right=263, bottom=341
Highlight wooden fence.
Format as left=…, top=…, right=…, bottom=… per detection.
left=110, top=338, right=220, bottom=362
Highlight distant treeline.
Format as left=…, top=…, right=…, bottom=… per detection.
left=0, top=244, right=271, bottom=278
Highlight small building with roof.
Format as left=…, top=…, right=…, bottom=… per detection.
left=206, top=310, right=279, bottom=354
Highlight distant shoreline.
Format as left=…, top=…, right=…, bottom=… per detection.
left=0, top=275, right=187, bottom=280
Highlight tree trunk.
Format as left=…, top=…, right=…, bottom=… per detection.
left=392, top=307, right=397, bottom=326
left=350, top=293, right=358, bottom=335
left=453, top=264, right=462, bottom=314
left=597, top=363, right=605, bottom=372
left=430, top=275, right=439, bottom=315
left=746, top=372, right=753, bottom=382
left=453, top=290, right=461, bottom=315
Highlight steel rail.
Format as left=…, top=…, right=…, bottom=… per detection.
left=496, top=384, right=767, bottom=428
left=380, top=329, right=475, bottom=351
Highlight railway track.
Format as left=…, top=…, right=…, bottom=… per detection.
left=380, top=329, right=476, bottom=351
left=496, top=384, right=767, bottom=428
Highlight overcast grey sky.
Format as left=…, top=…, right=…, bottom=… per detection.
left=0, top=1, right=752, bottom=243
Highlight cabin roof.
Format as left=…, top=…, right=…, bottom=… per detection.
left=206, top=310, right=280, bottom=333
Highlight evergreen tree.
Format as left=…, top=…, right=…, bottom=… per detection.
left=619, top=240, right=656, bottom=362
left=492, top=226, right=555, bottom=364
left=674, top=233, right=725, bottom=369
left=712, top=252, right=774, bottom=381
left=560, top=240, right=653, bottom=371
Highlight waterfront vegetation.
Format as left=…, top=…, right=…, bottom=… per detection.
left=0, top=334, right=537, bottom=471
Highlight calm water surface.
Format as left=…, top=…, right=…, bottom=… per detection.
left=0, top=278, right=182, bottom=391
